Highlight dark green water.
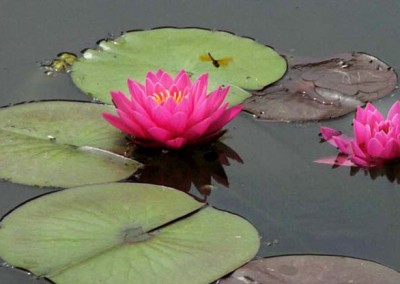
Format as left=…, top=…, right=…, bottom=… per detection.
left=1, top=0, right=400, bottom=283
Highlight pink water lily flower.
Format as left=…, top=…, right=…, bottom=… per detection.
left=316, top=101, right=400, bottom=168
left=103, top=70, right=242, bottom=149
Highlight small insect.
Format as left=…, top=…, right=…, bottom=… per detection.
left=199, top=52, right=233, bottom=68
left=47, top=135, right=56, bottom=142
left=42, top=52, right=77, bottom=76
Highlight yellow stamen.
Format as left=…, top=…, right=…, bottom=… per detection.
left=152, top=90, right=184, bottom=104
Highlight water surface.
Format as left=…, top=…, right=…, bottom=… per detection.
left=1, top=1, right=400, bottom=282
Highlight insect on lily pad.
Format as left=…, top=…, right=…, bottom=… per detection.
left=42, top=52, right=77, bottom=76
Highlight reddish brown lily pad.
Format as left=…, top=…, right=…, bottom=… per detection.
left=244, top=52, right=398, bottom=122
left=219, top=255, right=400, bottom=284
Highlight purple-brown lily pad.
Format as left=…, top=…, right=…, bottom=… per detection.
left=219, top=255, right=400, bottom=284
left=244, top=52, right=398, bottom=122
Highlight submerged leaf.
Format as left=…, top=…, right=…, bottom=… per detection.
left=0, top=101, right=140, bottom=188
left=219, top=255, right=400, bottom=284
left=244, top=52, right=398, bottom=121
left=0, top=183, right=260, bottom=284
left=71, top=28, right=287, bottom=106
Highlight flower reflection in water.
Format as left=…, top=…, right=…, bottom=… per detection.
left=350, top=160, right=400, bottom=184
left=128, top=141, right=243, bottom=201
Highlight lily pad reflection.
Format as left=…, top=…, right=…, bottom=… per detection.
left=129, top=141, right=243, bottom=201
left=350, top=161, right=400, bottom=183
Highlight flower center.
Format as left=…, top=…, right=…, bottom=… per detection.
left=152, top=90, right=183, bottom=104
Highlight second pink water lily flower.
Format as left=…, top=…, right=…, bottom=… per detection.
left=317, top=101, right=400, bottom=168
left=103, top=70, right=242, bottom=149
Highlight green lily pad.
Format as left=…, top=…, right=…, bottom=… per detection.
left=0, top=183, right=260, bottom=284
left=0, top=101, right=140, bottom=188
left=71, top=28, right=287, bottom=106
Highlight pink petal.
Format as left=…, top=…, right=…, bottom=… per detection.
left=190, top=73, right=208, bottom=103
left=110, top=91, right=132, bottom=114
left=175, top=95, right=193, bottom=115
left=169, top=85, right=180, bottom=98
left=186, top=118, right=212, bottom=141
left=155, top=69, right=165, bottom=79
left=332, top=136, right=351, bottom=155
left=174, top=70, right=191, bottom=89
left=102, top=113, right=133, bottom=136
left=153, top=82, right=167, bottom=96
left=206, top=106, right=227, bottom=129
left=364, top=102, right=378, bottom=112
left=320, top=127, right=342, bottom=142
left=168, top=112, right=188, bottom=134
left=353, top=120, right=370, bottom=145
left=391, top=113, right=400, bottom=126
left=129, top=92, right=152, bottom=117
left=374, top=132, right=388, bottom=147
left=207, top=105, right=242, bottom=134
left=380, top=138, right=397, bottom=159
left=147, top=126, right=173, bottom=142
left=206, top=86, right=229, bottom=110
left=150, top=105, right=172, bottom=125
left=159, top=71, right=174, bottom=89
left=355, top=105, right=368, bottom=124
left=350, top=155, right=371, bottom=168
left=314, top=155, right=356, bottom=167
left=146, top=70, right=159, bottom=83
left=367, top=138, right=384, bottom=157
left=350, top=141, right=367, bottom=159
left=141, top=95, right=159, bottom=115
left=366, top=107, right=384, bottom=126
left=116, top=110, right=148, bottom=138
left=165, top=137, right=187, bottom=149
left=127, top=79, right=146, bottom=98
left=387, top=101, right=400, bottom=120
left=131, top=111, right=156, bottom=131
left=187, top=100, right=210, bottom=126
left=356, top=103, right=383, bottom=126
left=162, top=96, right=178, bottom=111
left=145, top=74, right=157, bottom=96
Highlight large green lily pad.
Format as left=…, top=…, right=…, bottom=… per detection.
left=0, top=183, right=260, bottom=284
left=71, top=28, right=287, bottom=106
left=0, top=101, right=140, bottom=188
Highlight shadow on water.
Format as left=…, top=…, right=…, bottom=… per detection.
left=350, top=161, right=400, bottom=184
left=127, top=141, right=243, bottom=202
